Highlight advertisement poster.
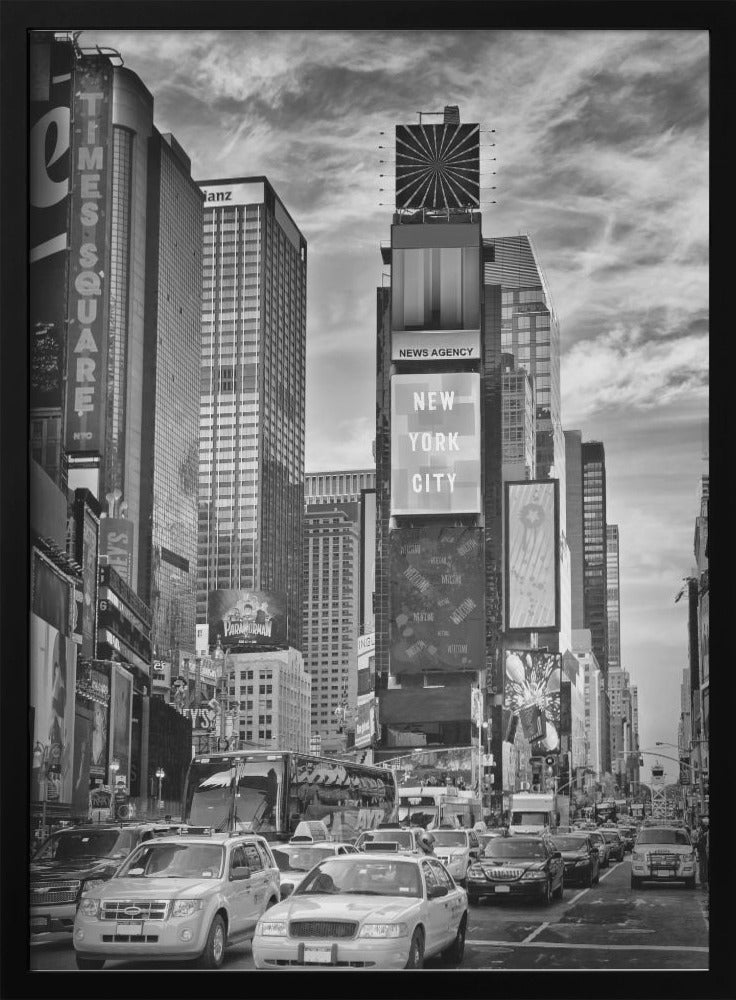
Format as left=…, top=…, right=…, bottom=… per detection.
left=109, top=663, right=133, bottom=788
left=30, top=614, right=77, bottom=804
left=208, top=589, right=287, bottom=647
left=506, top=480, right=560, bottom=631
left=395, top=122, right=480, bottom=211
left=64, top=57, right=113, bottom=454
left=504, top=650, right=562, bottom=755
left=30, top=36, right=73, bottom=410
left=391, top=372, right=481, bottom=516
left=100, top=517, right=134, bottom=586
left=76, top=659, right=111, bottom=777
left=32, top=551, right=70, bottom=635
left=389, top=526, right=485, bottom=674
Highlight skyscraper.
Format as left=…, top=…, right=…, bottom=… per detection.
left=581, top=440, right=610, bottom=771
left=305, top=470, right=375, bottom=504
left=564, top=429, right=585, bottom=629
left=606, top=525, right=621, bottom=672
left=501, top=353, right=536, bottom=482
left=196, top=177, right=307, bottom=651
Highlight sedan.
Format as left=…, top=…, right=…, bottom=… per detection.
left=600, top=829, right=625, bottom=863
left=252, top=853, right=468, bottom=969
left=547, top=834, right=600, bottom=887
left=466, top=836, right=564, bottom=906
left=587, top=831, right=612, bottom=868
left=270, top=842, right=357, bottom=898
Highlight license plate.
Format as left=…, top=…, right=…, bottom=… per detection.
left=654, top=871, right=670, bottom=878
left=494, top=885, right=511, bottom=893
left=303, top=945, right=333, bottom=964
left=31, top=916, right=49, bottom=932
left=116, top=920, right=144, bottom=934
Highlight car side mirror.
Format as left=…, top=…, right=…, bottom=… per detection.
left=427, top=884, right=449, bottom=900
left=280, top=883, right=293, bottom=898
left=551, top=851, right=562, bottom=860
left=231, top=865, right=251, bottom=881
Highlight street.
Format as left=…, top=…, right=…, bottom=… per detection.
left=30, top=858, right=708, bottom=972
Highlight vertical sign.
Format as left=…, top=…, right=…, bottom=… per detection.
left=65, top=57, right=113, bottom=453
left=505, top=480, right=560, bottom=631
left=30, top=36, right=73, bottom=410
left=99, top=517, right=135, bottom=586
left=109, top=663, right=133, bottom=789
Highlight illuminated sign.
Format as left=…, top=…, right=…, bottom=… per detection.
left=391, top=372, right=481, bottom=515
left=208, top=589, right=287, bottom=647
left=504, top=650, right=562, bottom=755
left=65, top=58, right=113, bottom=453
left=389, top=526, right=484, bottom=674
left=505, top=480, right=560, bottom=631
left=392, top=329, right=480, bottom=362
left=395, top=123, right=480, bottom=210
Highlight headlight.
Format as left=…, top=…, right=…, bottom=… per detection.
left=258, top=920, right=288, bottom=937
left=171, top=899, right=204, bottom=918
left=521, top=870, right=547, bottom=880
left=631, top=851, right=647, bottom=863
left=79, top=898, right=99, bottom=917
left=574, top=859, right=590, bottom=866
left=468, top=865, right=483, bottom=877
left=358, top=923, right=409, bottom=938
left=82, top=878, right=106, bottom=893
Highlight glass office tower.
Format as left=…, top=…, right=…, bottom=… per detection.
left=197, top=177, right=307, bottom=650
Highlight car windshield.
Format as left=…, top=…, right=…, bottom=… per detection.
left=296, top=858, right=422, bottom=898
left=117, top=842, right=225, bottom=879
left=33, top=829, right=136, bottom=862
left=357, top=830, right=412, bottom=848
left=602, top=832, right=620, bottom=842
left=636, top=829, right=691, bottom=846
left=271, top=845, right=337, bottom=872
left=431, top=831, right=467, bottom=847
left=483, top=840, right=547, bottom=859
left=184, top=758, right=284, bottom=835
left=550, top=837, right=589, bottom=851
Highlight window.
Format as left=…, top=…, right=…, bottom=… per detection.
left=218, top=365, right=235, bottom=393
left=243, top=842, right=263, bottom=871
left=230, top=845, right=248, bottom=871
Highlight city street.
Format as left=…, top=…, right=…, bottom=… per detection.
left=30, top=859, right=708, bottom=972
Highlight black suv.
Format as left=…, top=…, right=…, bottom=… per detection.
left=30, top=822, right=191, bottom=937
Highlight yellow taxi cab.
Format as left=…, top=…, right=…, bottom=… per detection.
left=252, top=852, right=468, bottom=969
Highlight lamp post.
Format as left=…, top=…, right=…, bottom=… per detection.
left=155, top=767, right=165, bottom=813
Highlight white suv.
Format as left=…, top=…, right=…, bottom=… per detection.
left=73, top=833, right=280, bottom=969
left=431, top=828, right=481, bottom=886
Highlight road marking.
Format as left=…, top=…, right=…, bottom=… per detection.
left=521, top=921, right=549, bottom=943
left=565, top=862, right=619, bottom=907
left=466, top=940, right=708, bottom=953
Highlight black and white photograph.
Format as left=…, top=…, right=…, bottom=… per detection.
left=3, top=2, right=731, bottom=992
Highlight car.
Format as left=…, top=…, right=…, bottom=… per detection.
left=477, top=831, right=505, bottom=853
left=252, top=852, right=468, bottom=969
left=630, top=826, right=697, bottom=889
left=600, top=829, right=625, bottom=863
left=429, top=828, right=481, bottom=887
left=586, top=830, right=612, bottom=868
left=354, top=827, right=425, bottom=856
left=547, top=834, right=600, bottom=887
left=466, top=835, right=564, bottom=906
left=617, top=826, right=637, bottom=852
left=30, top=822, right=191, bottom=938
left=72, top=832, right=281, bottom=969
left=271, top=841, right=358, bottom=898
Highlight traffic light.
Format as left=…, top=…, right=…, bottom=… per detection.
left=544, top=754, right=557, bottom=775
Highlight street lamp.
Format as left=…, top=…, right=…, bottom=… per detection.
left=155, top=767, right=165, bottom=812
left=109, top=757, right=120, bottom=787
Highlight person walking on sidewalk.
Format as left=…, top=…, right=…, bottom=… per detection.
left=694, top=816, right=709, bottom=888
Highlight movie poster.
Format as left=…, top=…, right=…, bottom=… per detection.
left=30, top=614, right=77, bottom=804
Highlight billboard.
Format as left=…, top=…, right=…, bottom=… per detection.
left=395, top=123, right=480, bottom=210
left=200, top=181, right=265, bottom=207
left=391, top=372, right=481, bottom=516
left=355, top=701, right=376, bottom=750
left=109, top=663, right=133, bottom=788
left=389, top=526, right=484, bottom=675
left=30, top=37, right=73, bottom=410
left=30, top=614, right=77, bottom=805
left=504, top=650, right=562, bottom=755
left=208, top=589, right=287, bottom=647
left=100, top=517, right=134, bottom=587
left=72, top=659, right=111, bottom=812
left=65, top=57, right=113, bottom=453
left=505, top=480, right=560, bottom=631
left=391, top=245, right=480, bottom=333
left=32, top=550, right=71, bottom=635
left=392, top=329, right=480, bottom=363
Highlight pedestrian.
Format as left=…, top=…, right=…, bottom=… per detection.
left=695, top=816, right=709, bottom=888
left=417, top=830, right=435, bottom=856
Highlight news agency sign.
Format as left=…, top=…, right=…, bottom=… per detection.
left=65, top=58, right=113, bottom=454
left=392, top=329, right=480, bottom=363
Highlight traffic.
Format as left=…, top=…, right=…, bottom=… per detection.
left=29, top=751, right=710, bottom=971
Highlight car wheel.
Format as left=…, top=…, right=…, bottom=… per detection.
left=405, top=927, right=425, bottom=969
left=440, top=915, right=467, bottom=965
left=265, top=897, right=277, bottom=910
left=542, top=880, right=552, bottom=905
left=198, top=914, right=227, bottom=969
left=630, top=875, right=642, bottom=890
left=594, top=867, right=600, bottom=885
left=468, top=891, right=480, bottom=906
left=685, top=877, right=696, bottom=889
left=76, top=956, right=106, bottom=970
left=585, top=868, right=594, bottom=888
left=554, top=876, right=564, bottom=899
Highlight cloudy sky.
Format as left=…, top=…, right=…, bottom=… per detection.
left=82, top=28, right=709, bottom=782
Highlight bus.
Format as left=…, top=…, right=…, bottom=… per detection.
left=398, top=786, right=482, bottom=829
left=182, top=750, right=397, bottom=841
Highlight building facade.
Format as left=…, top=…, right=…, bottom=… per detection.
left=196, top=177, right=307, bottom=651
left=223, top=648, right=311, bottom=752
left=305, top=470, right=375, bottom=504
left=564, top=429, right=585, bottom=630
left=501, top=354, right=536, bottom=482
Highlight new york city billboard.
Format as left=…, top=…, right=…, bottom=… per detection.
left=389, top=526, right=484, bottom=675
left=504, top=650, right=562, bottom=755
left=391, top=372, right=481, bottom=515
left=395, top=123, right=480, bottom=210
left=208, top=589, right=287, bottom=648
left=505, top=480, right=560, bottom=631
left=30, top=37, right=73, bottom=410
left=65, top=57, right=113, bottom=454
